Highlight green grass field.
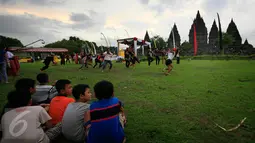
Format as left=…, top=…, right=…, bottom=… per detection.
left=0, top=60, right=255, bottom=143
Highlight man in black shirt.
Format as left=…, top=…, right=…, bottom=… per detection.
left=40, top=55, right=54, bottom=71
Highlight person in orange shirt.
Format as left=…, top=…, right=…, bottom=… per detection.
left=48, top=79, right=74, bottom=126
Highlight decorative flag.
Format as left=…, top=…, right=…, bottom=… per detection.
left=193, top=23, right=198, bottom=56
left=217, top=13, right=223, bottom=53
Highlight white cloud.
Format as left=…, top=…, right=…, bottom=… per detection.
left=0, top=0, right=254, bottom=46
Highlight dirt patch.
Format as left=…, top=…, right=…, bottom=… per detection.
left=145, top=129, right=160, bottom=139
left=200, top=116, right=209, bottom=126
left=183, top=115, right=194, bottom=122
left=159, top=107, right=177, bottom=114
left=238, top=79, right=252, bottom=82
left=125, top=100, right=156, bottom=109
left=207, top=90, right=218, bottom=95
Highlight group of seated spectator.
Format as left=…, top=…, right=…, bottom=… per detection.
left=0, top=73, right=126, bottom=143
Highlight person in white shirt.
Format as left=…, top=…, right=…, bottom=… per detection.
left=102, top=48, right=113, bottom=72
left=163, top=48, right=174, bottom=75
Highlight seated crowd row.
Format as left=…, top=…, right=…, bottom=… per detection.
left=0, top=73, right=126, bottom=143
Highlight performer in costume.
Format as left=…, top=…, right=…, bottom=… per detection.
left=101, top=48, right=113, bottom=72
left=87, top=54, right=93, bottom=67
left=124, top=48, right=130, bottom=68
left=6, top=48, right=19, bottom=76
left=79, top=54, right=88, bottom=69
left=154, top=48, right=160, bottom=65
left=163, top=48, right=174, bottom=76
left=65, top=54, right=71, bottom=64
left=129, top=46, right=140, bottom=67
left=147, top=49, right=154, bottom=66
left=40, top=54, right=54, bottom=71
left=93, top=53, right=103, bottom=68
left=60, top=53, right=65, bottom=65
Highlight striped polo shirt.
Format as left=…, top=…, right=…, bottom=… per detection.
left=87, top=97, right=125, bottom=143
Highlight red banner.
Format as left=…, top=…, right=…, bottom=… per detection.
left=193, top=24, right=197, bottom=56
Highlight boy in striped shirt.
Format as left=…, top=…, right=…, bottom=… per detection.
left=87, top=80, right=126, bottom=143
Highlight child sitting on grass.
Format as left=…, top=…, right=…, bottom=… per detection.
left=48, top=79, right=75, bottom=126
left=1, top=78, right=61, bottom=143
left=62, top=84, right=91, bottom=143
left=32, top=73, right=58, bottom=105
left=87, top=80, right=126, bottom=143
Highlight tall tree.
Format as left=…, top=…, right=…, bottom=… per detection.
left=221, top=32, right=234, bottom=54
left=151, top=36, right=166, bottom=50
left=180, top=41, right=193, bottom=56
left=45, top=37, right=98, bottom=54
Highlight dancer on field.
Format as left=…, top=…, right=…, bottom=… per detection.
left=163, top=48, right=174, bottom=76
left=101, top=48, right=113, bottom=72
left=147, top=49, right=154, bottom=66
left=40, top=54, right=54, bottom=72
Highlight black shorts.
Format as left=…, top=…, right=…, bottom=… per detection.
left=165, top=59, right=172, bottom=66
left=131, top=58, right=136, bottom=64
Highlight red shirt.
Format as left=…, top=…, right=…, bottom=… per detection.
left=48, top=96, right=75, bottom=125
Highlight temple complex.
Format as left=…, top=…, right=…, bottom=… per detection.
left=167, top=23, right=181, bottom=48
left=208, top=20, right=220, bottom=54
left=226, top=19, right=242, bottom=53
left=188, top=11, right=208, bottom=54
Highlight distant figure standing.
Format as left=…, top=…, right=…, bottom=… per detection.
left=0, top=47, right=8, bottom=83
left=154, top=49, right=160, bottom=65
left=66, top=54, right=71, bottom=64
left=60, top=53, right=65, bottom=65
left=176, top=49, right=180, bottom=64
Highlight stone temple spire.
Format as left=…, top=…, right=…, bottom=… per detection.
left=209, top=20, right=218, bottom=46
left=189, top=10, right=208, bottom=54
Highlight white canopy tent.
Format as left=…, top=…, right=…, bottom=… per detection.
left=117, top=37, right=151, bottom=56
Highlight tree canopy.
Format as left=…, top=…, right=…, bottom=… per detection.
left=0, top=35, right=23, bottom=49
left=44, top=36, right=101, bottom=54
left=151, top=35, right=166, bottom=50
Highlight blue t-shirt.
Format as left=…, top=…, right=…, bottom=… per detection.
left=87, top=97, right=125, bottom=143
left=0, top=49, right=5, bottom=63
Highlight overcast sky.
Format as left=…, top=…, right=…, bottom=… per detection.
left=0, top=0, right=255, bottom=47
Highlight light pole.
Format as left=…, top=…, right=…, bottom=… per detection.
left=23, top=39, right=45, bottom=48
left=101, top=32, right=109, bottom=48
left=124, top=29, right=130, bottom=37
